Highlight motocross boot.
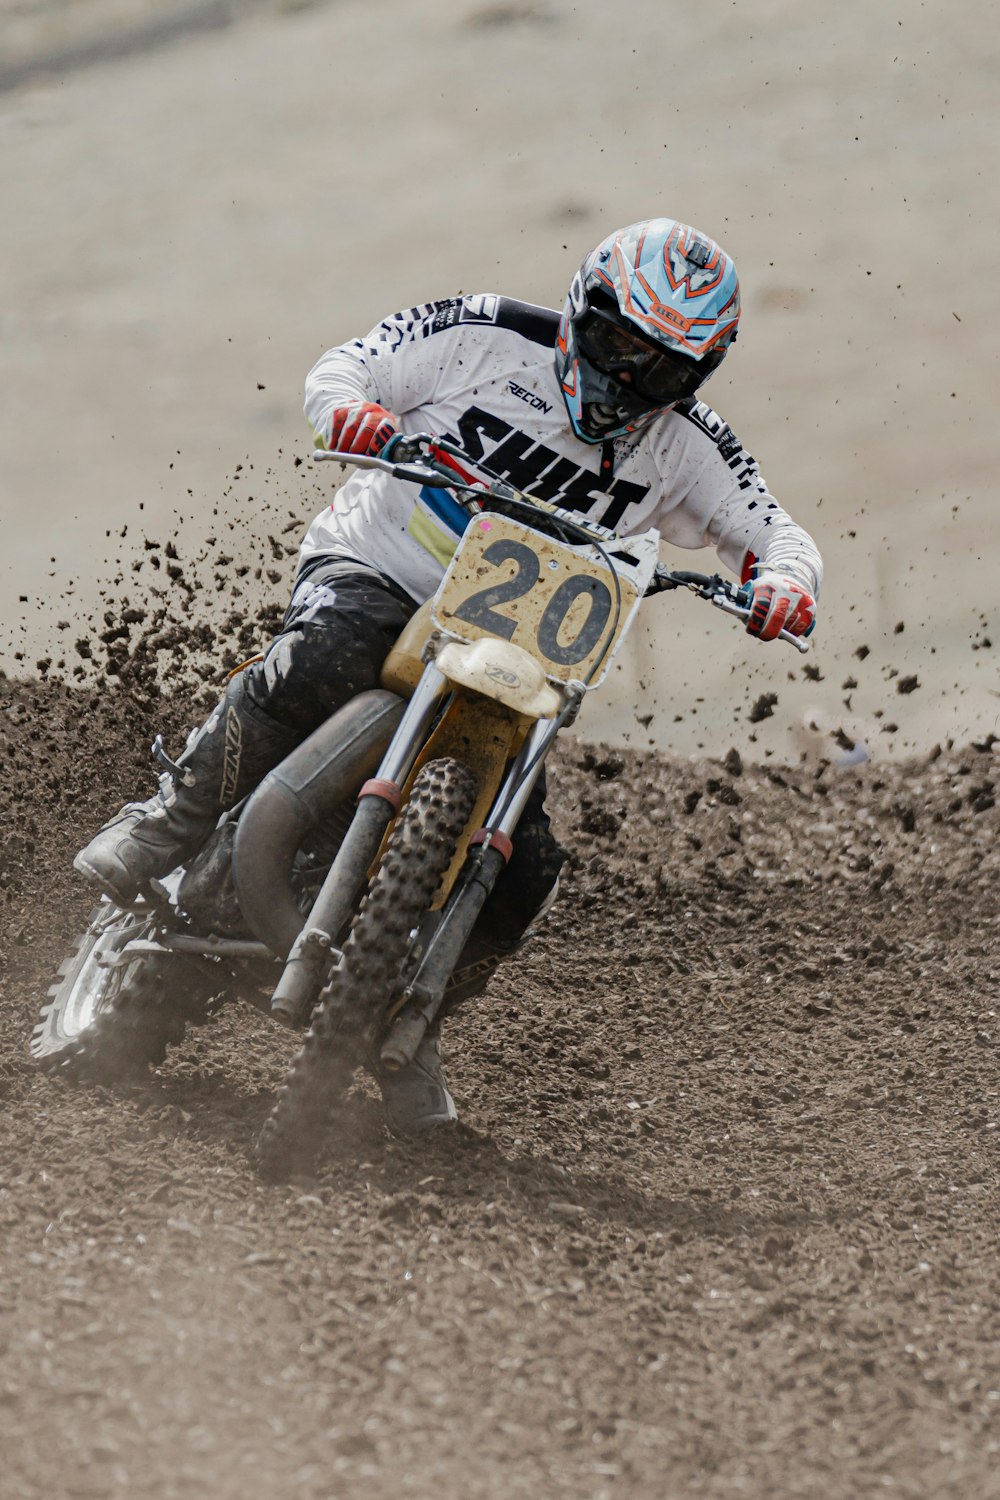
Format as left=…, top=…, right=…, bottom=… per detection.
left=380, top=1034, right=458, bottom=1137
left=74, top=674, right=300, bottom=906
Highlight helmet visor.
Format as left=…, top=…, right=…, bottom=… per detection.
left=573, top=306, right=718, bottom=405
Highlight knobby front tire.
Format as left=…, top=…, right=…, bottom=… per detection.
left=256, top=757, right=479, bottom=1182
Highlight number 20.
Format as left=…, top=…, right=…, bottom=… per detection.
left=452, top=538, right=613, bottom=667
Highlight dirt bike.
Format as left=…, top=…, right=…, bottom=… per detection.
left=30, top=432, right=808, bottom=1178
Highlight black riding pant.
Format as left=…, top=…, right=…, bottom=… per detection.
left=242, top=559, right=565, bottom=945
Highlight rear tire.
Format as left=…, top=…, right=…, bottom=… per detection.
left=256, top=757, right=479, bottom=1181
left=31, top=903, right=192, bottom=1081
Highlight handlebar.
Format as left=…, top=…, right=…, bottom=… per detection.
left=312, top=436, right=811, bottom=653
left=313, top=434, right=623, bottom=547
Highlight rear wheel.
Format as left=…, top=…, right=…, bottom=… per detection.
left=256, top=757, right=479, bottom=1181
left=30, top=903, right=215, bottom=1081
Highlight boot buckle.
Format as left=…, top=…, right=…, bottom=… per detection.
left=151, top=734, right=196, bottom=787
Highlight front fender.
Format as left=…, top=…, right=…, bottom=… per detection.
left=435, top=638, right=563, bottom=719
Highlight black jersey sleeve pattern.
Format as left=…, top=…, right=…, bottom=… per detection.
left=673, top=398, right=769, bottom=496
left=366, top=295, right=557, bottom=355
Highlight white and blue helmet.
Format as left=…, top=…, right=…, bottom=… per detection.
left=556, top=219, right=741, bottom=443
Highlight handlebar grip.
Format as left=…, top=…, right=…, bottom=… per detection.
left=711, top=593, right=811, bottom=652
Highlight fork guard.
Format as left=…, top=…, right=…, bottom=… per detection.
left=231, top=689, right=405, bottom=958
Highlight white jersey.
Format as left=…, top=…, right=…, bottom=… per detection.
left=301, top=296, right=823, bottom=605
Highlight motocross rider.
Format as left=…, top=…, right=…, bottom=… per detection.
left=75, top=219, right=823, bottom=1135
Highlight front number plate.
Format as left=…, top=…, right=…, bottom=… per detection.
left=432, top=512, right=641, bottom=686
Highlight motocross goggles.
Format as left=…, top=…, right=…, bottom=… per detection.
left=573, top=294, right=721, bottom=406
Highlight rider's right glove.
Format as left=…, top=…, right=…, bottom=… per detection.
left=326, top=401, right=398, bottom=456
left=744, top=569, right=817, bottom=641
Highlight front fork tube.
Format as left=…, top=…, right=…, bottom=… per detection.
left=270, top=665, right=449, bottom=1026
left=374, top=664, right=448, bottom=788
left=481, top=711, right=562, bottom=844
left=379, top=714, right=559, bottom=1070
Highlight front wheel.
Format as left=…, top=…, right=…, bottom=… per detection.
left=256, top=756, right=479, bottom=1181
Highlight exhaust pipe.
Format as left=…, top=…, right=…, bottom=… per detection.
left=232, top=689, right=405, bottom=959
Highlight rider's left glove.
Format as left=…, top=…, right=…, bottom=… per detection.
left=744, top=570, right=816, bottom=641
left=327, top=401, right=399, bottom=456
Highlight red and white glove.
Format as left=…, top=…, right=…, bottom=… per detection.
left=326, top=401, right=398, bottom=456
left=744, top=570, right=816, bottom=641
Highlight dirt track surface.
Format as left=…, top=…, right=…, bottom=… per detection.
left=2, top=675, right=999, bottom=1498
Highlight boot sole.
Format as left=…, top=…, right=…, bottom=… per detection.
left=72, top=853, right=139, bottom=909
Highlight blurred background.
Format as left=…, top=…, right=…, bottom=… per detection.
left=2, top=0, right=997, bottom=761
